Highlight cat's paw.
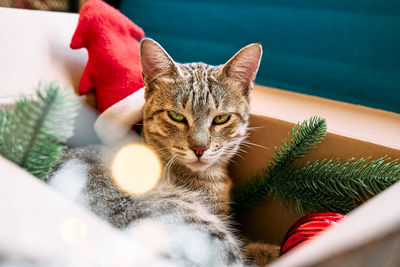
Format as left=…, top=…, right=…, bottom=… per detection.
left=244, top=242, right=280, bottom=266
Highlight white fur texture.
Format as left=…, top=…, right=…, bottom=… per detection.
left=94, top=87, right=145, bottom=146
left=47, top=159, right=89, bottom=206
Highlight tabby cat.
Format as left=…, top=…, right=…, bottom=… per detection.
left=47, top=38, right=279, bottom=266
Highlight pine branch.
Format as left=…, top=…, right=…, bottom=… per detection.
left=0, top=108, right=8, bottom=137
left=267, top=158, right=400, bottom=214
left=269, top=116, right=327, bottom=175
left=0, top=84, right=80, bottom=178
left=232, top=117, right=327, bottom=213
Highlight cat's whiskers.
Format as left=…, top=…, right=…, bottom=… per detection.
left=235, top=146, right=249, bottom=154
left=154, top=146, right=175, bottom=153
left=218, top=136, right=247, bottom=153
left=221, top=156, right=241, bottom=167
left=163, top=155, right=176, bottom=182
left=219, top=140, right=240, bottom=151
left=213, top=157, right=231, bottom=168
left=233, top=131, right=269, bottom=150
left=224, top=151, right=245, bottom=161
left=247, top=125, right=265, bottom=132
left=240, top=140, right=267, bottom=149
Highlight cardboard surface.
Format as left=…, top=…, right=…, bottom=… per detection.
left=0, top=7, right=86, bottom=102
left=250, top=85, right=400, bottom=150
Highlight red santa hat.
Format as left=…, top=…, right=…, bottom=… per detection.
left=70, top=0, right=145, bottom=144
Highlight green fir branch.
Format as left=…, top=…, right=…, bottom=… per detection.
left=232, top=117, right=327, bottom=213
left=267, top=158, right=400, bottom=214
left=269, top=116, right=327, bottom=175
left=0, top=108, right=8, bottom=137
left=0, top=84, right=80, bottom=178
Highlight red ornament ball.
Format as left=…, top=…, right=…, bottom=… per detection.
left=280, top=212, right=346, bottom=255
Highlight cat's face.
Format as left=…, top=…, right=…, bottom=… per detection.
left=140, top=39, right=262, bottom=173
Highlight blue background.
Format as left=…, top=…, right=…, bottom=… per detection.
left=120, top=0, right=400, bottom=113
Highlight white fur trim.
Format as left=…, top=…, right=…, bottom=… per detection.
left=94, top=87, right=145, bottom=145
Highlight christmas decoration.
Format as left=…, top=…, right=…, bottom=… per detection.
left=93, top=87, right=145, bottom=145
left=70, top=0, right=145, bottom=114
left=232, top=117, right=400, bottom=215
left=0, top=84, right=80, bottom=178
left=280, top=212, right=346, bottom=255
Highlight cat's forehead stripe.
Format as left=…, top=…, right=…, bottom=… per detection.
left=178, top=63, right=221, bottom=113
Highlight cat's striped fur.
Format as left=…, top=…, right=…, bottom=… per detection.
left=47, top=39, right=278, bottom=266
left=141, top=39, right=260, bottom=217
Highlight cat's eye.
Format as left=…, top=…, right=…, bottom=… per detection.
left=213, top=114, right=231, bottom=125
left=168, top=111, right=186, bottom=123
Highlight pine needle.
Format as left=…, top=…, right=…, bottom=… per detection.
left=232, top=115, right=400, bottom=216
left=0, top=108, right=8, bottom=137
left=269, top=116, right=327, bottom=175
left=0, top=84, right=80, bottom=178
left=268, top=158, right=400, bottom=214
left=232, top=117, right=327, bottom=213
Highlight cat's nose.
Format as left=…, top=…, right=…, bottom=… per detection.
left=191, top=146, right=208, bottom=158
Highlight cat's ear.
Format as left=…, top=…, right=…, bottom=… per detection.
left=219, top=43, right=262, bottom=94
left=140, top=38, right=179, bottom=83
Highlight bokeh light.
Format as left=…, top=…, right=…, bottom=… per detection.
left=111, top=144, right=161, bottom=195
left=60, top=217, right=87, bottom=245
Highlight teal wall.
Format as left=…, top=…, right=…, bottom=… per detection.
left=120, top=0, right=400, bottom=113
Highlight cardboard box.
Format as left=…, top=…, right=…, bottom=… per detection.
left=232, top=85, right=400, bottom=245
left=1, top=7, right=400, bottom=266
